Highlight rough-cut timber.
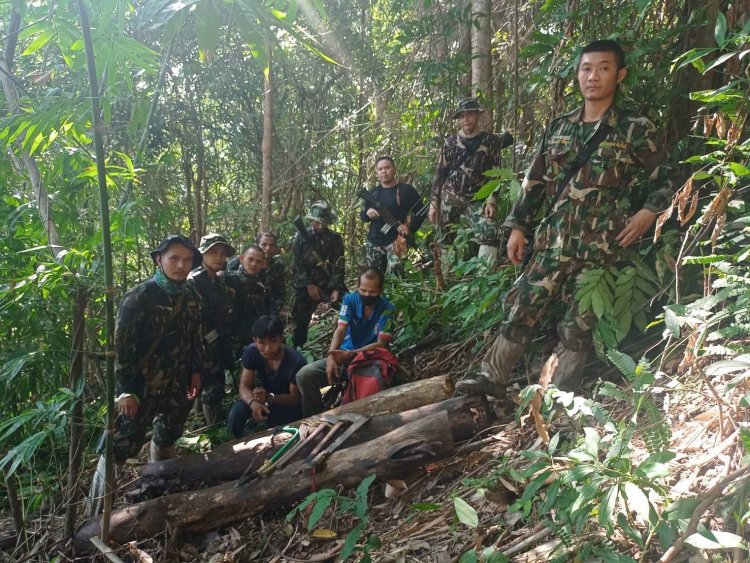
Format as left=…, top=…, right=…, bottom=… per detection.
left=131, top=375, right=457, bottom=493
left=75, top=409, right=468, bottom=550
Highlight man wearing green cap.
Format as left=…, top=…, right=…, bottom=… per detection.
left=429, top=97, right=506, bottom=270
left=291, top=201, right=346, bottom=347
left=189, top=233, right=236, bottom=424
left=85, top=235, right=204, bottom=516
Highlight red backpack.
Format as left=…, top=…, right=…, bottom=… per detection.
left=342, top=347, right=399, bottom=404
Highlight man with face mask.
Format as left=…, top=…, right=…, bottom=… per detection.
left=85, top=235, right=204, bottom=517
left=189, top=233, right=236, bottom=425
left=295, top=267, right=395, bottom=417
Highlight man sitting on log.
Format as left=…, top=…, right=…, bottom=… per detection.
left=84, top=235, right=204, bottom=517
left=296, top=267, right=396, bottom=417
left=227, top=315, right=307, bottom=437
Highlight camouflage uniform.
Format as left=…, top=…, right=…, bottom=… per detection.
left=291, top=227, right=346, bottom=347
left=431, top=130, right=503, bottom=265
left=188, top=267, right=234, bottom=407
left=260, top=257, right=286, bottom=315
left=482, top=105, right=673, bottom=386
left=222, top=267, right=270, bottom=359
left=109, top=278, right=204, bottom=462
left=360, top=182, right=425, bottom=276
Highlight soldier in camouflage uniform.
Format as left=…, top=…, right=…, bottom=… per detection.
left=458, top=40, right=674, bottom=397
left=222, top=244, right=270, bottom=359
left=188, top=233, right=236, bottom=424
left=85, top=235, right=204, bottom=517
left=257, top=232, right=286, bottom=315
left=429, top=97, right=504, bottom=269
left=361, top=156, right=426, bottom=277
left=292, top=201, right=346, bottom=347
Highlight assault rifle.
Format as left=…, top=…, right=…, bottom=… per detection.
left=293, top=215, right=330, bottom=277
left=357, top=188, right=401, bottom=235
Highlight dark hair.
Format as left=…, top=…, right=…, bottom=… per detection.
left=580, top=39, right=626, bottom=70
left=255, top=231, right=277, bottom=244
left=375, top=156, right=395, bottom=167
left=252, top=315, right=284, bottom=339
left=358, top=266, right=384, bottom=290
left=242, top=244, right=265, bottom=256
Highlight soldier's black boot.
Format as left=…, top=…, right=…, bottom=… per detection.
left=550, top=343, right=588, bottom=391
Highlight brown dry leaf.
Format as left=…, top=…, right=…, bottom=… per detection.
left=499, top=476, right=520, bottom=494
left=716, top=113, right=727, bottom=139
left=727, top=121, right=743, bottom=146
left=711, top=211, right=727, bottom=248
left=653, top=200, right=675, bottom=242
left=311, top=528, right=338, bottom=539
left=530, top=353, right=557, bottom=445
left=675, top=176, right=700, bottom=226
left=699, top=186, right=732, bottom=238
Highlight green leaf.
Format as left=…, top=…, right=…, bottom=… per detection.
left=306, top=490, right=337, bottom=530
left=728, top=162, right=750, bottom=177
left=472, top=179, right=499, bottom=201
left=714, top=12, right=727, bottom=46
left=686, top=530, right=748, bottom=550
left=599, top=485, right=618, bottom=529
left=622, top=482, right=652, bottom=523
left=663, top=498, right=700, bottom=521
left=458, top=549, right=478, bottom=563
left=664, top=307, right=681, bottom=338
left=583, top=427, right=600, bottom=459
left=342, top=522, right=364, bottom=560
left=454, top=497, right=479, bottom=528
left=195, top=0, right=221, bottom=62
left=22, top=29, right=55, bottom=56
left=635, top=450, right=676, bottom=479
left=411, top=502, right=441, bottom=511
left=704, top=51, right=736, bottom=73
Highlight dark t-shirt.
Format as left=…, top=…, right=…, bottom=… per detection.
left=241, top=344, right=306, bottom=421
left=359, top=183, right=425, bottom=246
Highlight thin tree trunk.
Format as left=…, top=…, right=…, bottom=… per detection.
left=2, top=468, right=26, bottom=550
left=0, top=0, right=64, bottom=260
left=261, top=42, right=274, bottom=231
left=471, top=0, right=493, bottom=129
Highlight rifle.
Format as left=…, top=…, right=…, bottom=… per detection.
left=357, top=188, right=402, bottom=235
left=293, top=215, right=331, bottom=277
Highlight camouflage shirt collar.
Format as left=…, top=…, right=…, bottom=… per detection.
left=570, top=105, right=621, bottom=129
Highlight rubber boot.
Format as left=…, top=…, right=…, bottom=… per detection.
left=83, top=455, right=122, bottom=518
left=149, top=440, right=176, bottom=463
left=456, top=333, right=526, bottom=398
left=202, top=402, right=224, bottom=426
left=478, top=244, right=499, bottom=270
left=550, top=343, right=588, bottom=391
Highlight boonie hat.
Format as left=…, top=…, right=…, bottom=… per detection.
left=149, top=234, right=202, bottom=269
left=199, top=233, right=236, bottom=256
left=305, top=200, right=337, bottom=225
left=452, top=97, right=485, bottom=119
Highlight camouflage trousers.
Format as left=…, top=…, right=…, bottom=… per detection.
left=200, top=368, right=226, bottom=406
left=439, top=198, right=500, bottom=271
left=366, top=240, right=403, bottom=277
left=99, top=385, right=194, bottom=463
left=499, top=248, right=600, bottom=351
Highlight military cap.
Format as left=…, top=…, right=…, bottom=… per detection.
left=199, top=233, right=236, bottom=256
left=149, top=234, right=202, bottom=269
left=305, top=200, right=338, bottom=225
left=452, top=97, right=485, bottom=119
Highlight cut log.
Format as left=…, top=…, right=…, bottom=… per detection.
left=131, top=375, right=457, bottom=493
left=75, top=408, right=470, bottom=550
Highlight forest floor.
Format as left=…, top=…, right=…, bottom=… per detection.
left=3, top=327, right=748, bottom=563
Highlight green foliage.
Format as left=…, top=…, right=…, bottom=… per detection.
left=287, top=474, right=378, bottom=561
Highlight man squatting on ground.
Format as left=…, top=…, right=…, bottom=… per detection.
left=227, top=315, right=307, bottom=438
left=291, top=201, right=346, bottom=347
left=226, top=232, right=286, bottom=316
left=188, top=233, right=237, bottom=425
left=85, top=235, right=204, bottom=516
left=458, top=39, right=674, bottom=397
left=428, top=97, right=504, bottom=269
left=296, top=267, right=395, bottom=417
left=360, top=156, right=426, bottom=277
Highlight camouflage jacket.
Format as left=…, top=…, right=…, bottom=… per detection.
left=504, top=105, right=674, bottom=259
left=222, top=267, right=270, bottom=351
left=260, top=258, right=286, bottom=315
left=431, top=130, right=502, bottom=203
left=115, top=278, right=203, bottom=398
left=188, top=267, right=234, bottom=371
left=292, top=227, right=345, bottom=292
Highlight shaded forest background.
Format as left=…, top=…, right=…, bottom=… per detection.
left=1, top=0, right=750, bottom=560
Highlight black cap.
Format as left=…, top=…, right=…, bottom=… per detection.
left=149, top=235, right=202, bottom=269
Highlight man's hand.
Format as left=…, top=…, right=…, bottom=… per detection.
left=330, top=289, right=340, bottom=303
left=252, top=388, right=268, bottom=403
left=250, top=399, right=269, bottom=421
left=326, top=355, right=340, bottom=386
left=428, top=202, right=439, bottom=224
left=506, top=228, right=526, bottom=265
left=616, top=208, right=657, bottom=248
left=307, top=284, right=322, bottom=301
left=187, top=372, right=201, bottom=400
left=484, top=202, right=497, bottom=218
left=117, top=394, right=139, bottom=418
left=329, top=349, right=352, bottom=366
left=366, top=208, right=380, bottom=220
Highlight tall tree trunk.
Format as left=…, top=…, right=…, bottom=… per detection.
left=0, top=0, right=64, bottom=260
left=261, top=42, right=274, bottom=231
left=471, top=0, right=493, bottom=130
left=459, top=0, right=472, bottom=93
left=194, top=125, right=205, bottom=241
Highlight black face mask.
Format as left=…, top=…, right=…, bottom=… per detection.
left=360, top=293, right=380, bottom=307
